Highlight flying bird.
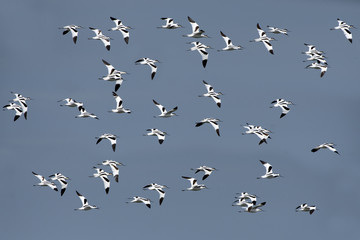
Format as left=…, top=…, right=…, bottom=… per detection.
left=11, top=92, right=30, bottom=120
left=74, top=191, right=98, bottom=211
left=311, top=143, right=339, bottom=155
left=240, top=202, right=267, bottom=213
left=96, top=133, right=117, bottom=152
left=270, top=98, right=294, bottom=118
left=152, top=99, right=178, bottom=118
left=88, top=27, right=111, bottom=51
left=59, top=25, right=83, bottom=44
left=58, top=98, right=84, bottom=111
left=305, top=61, right=328, bottom=78
left=100, top=59, right=128, bottom=91
left=143, top=183, right=168, bottom=205
left=127, top=196, right=151, bottom=208
left=135, top=58, right=158, bottom=80
left=144, top=128, right=167, bottom=144
left=98, top=160, right=124, bottom=182
left=49, top=173, right=69, bottom=196
left=32, top=172, right=58, bottom=192
left=199, top=80, right=223, bottom=108
left=109, top=92, right=131, bottom=114
left=266, top=25, right=289, bottom=36
left=242, top=123, right=271, bottom=145
left=296, top=203, right=317, bottom=215
left=250, top=23, right=275, bottom=55
left=191, top=165, right=217, bottom=180
left=109, top=16, right=131, bottom=44
left=158, top=17, right=183, bottom=29
left=183, top=16, right=208, bottom=38
left=195, top=118, right=221, bottom=136
left=75, top=108, right=99, bottom=119
left=3, top=103, right=23, bottom=121
left=257, top=160, right=281, bottom=179
left=218, top=31, right=243, bottom=51
left=188, top=41, right=209, bottom=68
left=181, top=176, right=207, bottom=191
left=330, top=18, right=355, bottom=43
left=90, top=167, right=112, bottom=194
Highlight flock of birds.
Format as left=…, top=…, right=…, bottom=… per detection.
left=4, top=15, right=353, bottom=214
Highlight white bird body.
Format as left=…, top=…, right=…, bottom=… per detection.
left=305, top=61, right=327, bottom=78
left=159, top=17, right=183, bottom=29
left=59, top=25, right=82, bottom=44
left=75, top=108, right=99, bottom=119
left=195, top=118, right=221, bottom=136
left=270, top=98, right=294, bottom=118
left=100, top=60, right=127, bottom=91
left=110, top=92, right=131, bottom=114
left=11, top=92, right=29, bottom=120
left=90, top=167, right=111, bottom=194
left=267, top=25, right=289, bottom=36
left=241, top=202, right=266, bottom=213
left=144, top=128, right=167, bottom=144
left=330, top=18, right=354, bottom=43
left=189, top=42, right=209, bottom=68
left=296, top=203, right=317, bottom=215
left=109, top=17, right=130, bottom=44
left=3, top=103, right=23, bottom=121
left=58, top=98, right=84, bottom=110
left=199, top=80, right=223, bottom=108
left=127, top=196, right=151, bottom=208
left=257, top=160, right=281, bottom=179
left=96, top=133, right=117, bottom=152
left=191, top=165, right=216, bottom=180
left=98, top=160, right=124, bottom=182
left=49, top=173, right=69, bottom=196
left=219, top=31, right=243, bottom=51
left=143, top=183, right=168, bottom=205
left=184, top=16, right=208, bottom=38
left=152, top=99, right=178, bottom=118
left=242, top=123, right=271, bottom=145
left=135, top=58, right=158, bottom=80
left=75, top=191, right=98, bottom=211
left=32, top=172, right=58, bottom=192
left=182, top=176, right=207, bottom=191
left=311, top=143, right=339, bottom=154
left=251, top=23, right=275, bottom=55
left=89, top=27, right=111, bottom=51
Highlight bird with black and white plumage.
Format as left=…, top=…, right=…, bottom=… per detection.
left=144, top=128, right=167, bottom=144
left=3, top=103, right=23, bottom=121
left=75, top=107, right=99, bottom=120
left=241, top=123, right=271, bottom=145
left=11, top=92, right=30, bottom=120
left=89, top=167, right=111, bottom=194
left=240, top=202, right=267, bottom=213
left=95, top=133, right=117, bottom=152
left=302, top=43, right=325, bottom=56
left=302, top=52, right=327, bottom=65
left=199, top=80, right=223, bottom=108
left=158, top=17, right=183, bottom=29
left=305, top=60, right=328, bottom=78
left=296, top=203, right=317, bottom=215
left=218, top=31, right=243, bottom=51
left=109, top=92, right=131, bottom=114
left=266, top=25, right=289, bottom=36
left=59, top=25, right=83, bottom=44
left=183, top=16, right=208, bottom=38
left=127, top=196, right=151, bottom=209
left=257, top=160, right=281, bottom=179
left=109, top=16, right=131, bottom=44
left=135, top=58, right=158, bottom=80
left=32, top=171, right=58, bottom=192
left=100, top=60, right=128, bottom=92
left=181, top=176, right=207, bottom=191
left=49, top=173, right=70, bottom=196
left=88, top=27, right=111, bottom=51
left=98, top=160, right=124, bottom=183
left=74, top=191, right=98, bottom=211
left=234, top=192, right=258, bottom=204
left=250, top=23, right=275, bottom=55
left=143, top=183, right=168, bottom=205
left=330, top=18, right=355, bottom=43
left=152, top=99, right=178, bottom=118
left=191, top=165, right=217, bottom=180
left=270, top=98, right=294, bottom=118
left=188, top=41, right=209, bottom=68
left=58, top=98, right=84, bottom=111
left=311, top=143, right=339, bottom=155
left=195, top=118, right=221, bottom=136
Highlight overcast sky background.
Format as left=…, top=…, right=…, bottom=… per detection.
left=1, top=0, right=360, bottom=239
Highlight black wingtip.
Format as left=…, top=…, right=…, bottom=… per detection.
left=115, top=175, right=119, bottom=182
left=349, top=39, right=352, bottom=43
left=202, top=60, right=207, bottom=68
left=124, top=37, right=129, bottom=44
left=280, top=113, right=286, bottom=118
left=106, top=45, right=110, bottom=51
left=61, top=188, right=66, bottom=196
left=159, top=139, right=164, bottom=144
left=151, top=72, right=156, bottom=80
left=159, top=198, right=164, bottom=205
left=269, top=50, right=274, bottom=55
left=217, top=102, right=221, bottom=108
left=73, top=36, right=77, bottom=44
left=146, top=204, right=151, bottom=209
left=112, top=144, right=116, bottom=152
left=14, top=115, right=20, bottom=122
left=216, top=129, right=220, bottom=136
left=105, top=188, right=109, bottom=194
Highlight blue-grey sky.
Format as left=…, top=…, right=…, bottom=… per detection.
left=1, top=0, right=360, bottom=239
